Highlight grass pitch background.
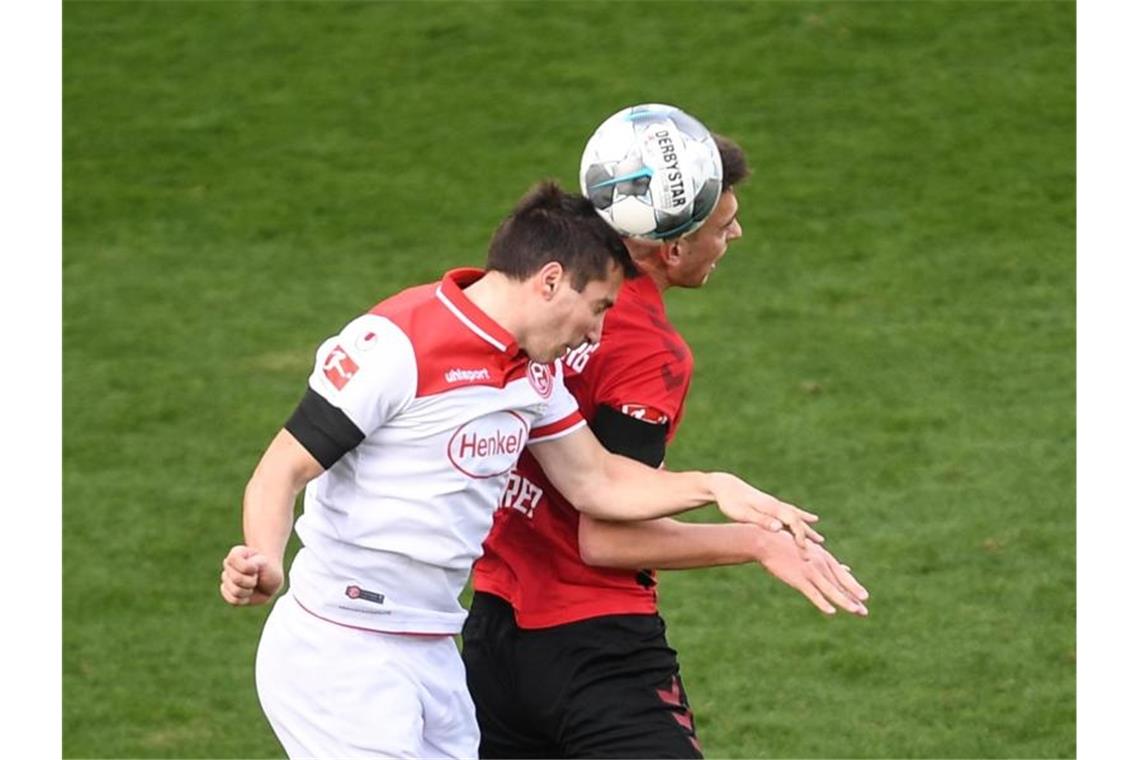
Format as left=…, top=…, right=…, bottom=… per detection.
left=63, top=1, right=1074, bottom=757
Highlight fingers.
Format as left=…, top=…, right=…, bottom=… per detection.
left=768, top=503, right=809, bottom=546
left=807, top=560, right=868, bottom=616
left=227, top=568, right=260, bottom=590
left=762, top=517, right=822, bottom=564
left=830, top=559, right=869, bottom=603
left=220, top=545, right=265, bottom=606
left=812, top=546, right=869, bottom=603
left=789, top=519, right=808, bottom=553
left=715, top=480, right=824, bottom=547
left=778, top=503, right=824, bottom=551
left=792, top=505, right=819, bottom=523
left=220, top=573, right=251, bottom=605
left=757, top=529, right=869, bottom=617
left=793, top=577, right=837, bottom=616
left=224, top=544, right=266, bottom=575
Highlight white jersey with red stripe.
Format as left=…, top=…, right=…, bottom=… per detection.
left=286, top=268, right=585, bottom=635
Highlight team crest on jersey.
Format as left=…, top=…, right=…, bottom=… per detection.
left=527, top=361, right=554, bottom=398
left=447, top=411, right=529, bottom=479
left=322, top=345, right=359, bottom=390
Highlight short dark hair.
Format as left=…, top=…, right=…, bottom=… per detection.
left=714, top=133, right=751, bottom=190
left=485, top=181, right=636, bottom=291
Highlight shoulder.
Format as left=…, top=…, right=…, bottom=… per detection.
left=313, top=313, right=417, bottom=391
left=598, top=281, right=691, bottom=367
left=369, top=281, right=440, bottom=327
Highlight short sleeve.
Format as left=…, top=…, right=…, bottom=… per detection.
left=528, top=361, right=585, bottom=443
left=306, top=314, right=417, bottom=437
left=585, top=337, right=690, bottom=440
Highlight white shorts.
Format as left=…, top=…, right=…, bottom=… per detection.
left=255, top=591, right=479, bottom=759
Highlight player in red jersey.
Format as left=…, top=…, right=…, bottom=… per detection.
left=220, top=182, right=826, bottom=759
left=464, top=137, right=870, bottom=758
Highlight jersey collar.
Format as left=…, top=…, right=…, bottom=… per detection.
left=435, top=268, right=522, bottom=357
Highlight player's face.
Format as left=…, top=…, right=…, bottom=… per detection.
left=671, top=189, right=742, bottom=288
left=535, top=262, right=622, bottom=363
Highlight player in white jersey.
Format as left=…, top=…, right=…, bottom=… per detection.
left=219, top=182, right=824, bottom=759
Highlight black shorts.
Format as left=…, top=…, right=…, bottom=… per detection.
left=461, top=592, right=702, bottom=759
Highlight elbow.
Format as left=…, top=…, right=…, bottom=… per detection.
left=562, top=481, right=609, bottom=520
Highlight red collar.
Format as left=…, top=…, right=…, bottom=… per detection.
left=435, top=268, right=523, bottom=358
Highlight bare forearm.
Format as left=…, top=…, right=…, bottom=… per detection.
left=242, top=475, right=300, bottom=566
left=579, top=517, right=763, bottom=569
left=582, top=454, right=717, bottom=520
left=578, top=517, right=872, bottom=617
left=241, top=429, right=323, bottom=565
left=531, top=429, right=819, bottom=540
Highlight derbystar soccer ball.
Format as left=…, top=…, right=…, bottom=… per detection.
left=579, top=103, right=722, bottom=240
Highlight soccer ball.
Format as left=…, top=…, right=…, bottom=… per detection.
left=579, top=104, right=722, bottom=240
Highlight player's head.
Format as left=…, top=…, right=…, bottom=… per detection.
left=715, top=133, right=751, bottom=192
left=486, top=181, right=636, bottom=290
left=486, top=181, right=636, bottom=361
left=628, top=134, right=750, bottom=289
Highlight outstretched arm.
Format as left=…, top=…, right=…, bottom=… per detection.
left=577, top=516, right=761, bottom=569
left=528, top=426, right=823, bottom=549
left=578, top=516, right=869, bottom=616
left=219, top=429, right=324, bottom=606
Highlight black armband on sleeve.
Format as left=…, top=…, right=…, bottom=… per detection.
left=284, top=388, right=365, bottom=470
left=589, top=404, right=668, bottom=468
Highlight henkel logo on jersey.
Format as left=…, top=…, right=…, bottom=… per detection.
left=322, top=345, right=359, bottom=390
left=527, top=362, right=553, bottom=398
left=447, top=411, right=529, bottom=479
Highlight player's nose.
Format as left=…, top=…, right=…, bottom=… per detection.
left=584, top=315, right=605, bottom=345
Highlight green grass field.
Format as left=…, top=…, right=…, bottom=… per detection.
left=63, top=1, right=1074, bottom=757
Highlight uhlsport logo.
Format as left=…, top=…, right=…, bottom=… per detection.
left=447, top=411, right=529, bottom=479
left=527, top=362, right=554, bottom=398
left=445, top=367, right=492, bottom=384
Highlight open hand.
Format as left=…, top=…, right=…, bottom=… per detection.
left=754, top=529, right=869, bottom=616
left=710, top=472, right=824, bottom=553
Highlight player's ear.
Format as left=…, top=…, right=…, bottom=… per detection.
left=660, top=240, right=684, bottom=267
left=536, top=261, right=565, bottom=300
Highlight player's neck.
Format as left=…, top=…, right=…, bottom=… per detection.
left=461, top=272, right=529, bottom=342
left=626, top=239, right=673, bottom=293
left=633, top=259, right=672, bottom=293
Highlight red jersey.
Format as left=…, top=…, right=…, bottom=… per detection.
left=472, top=273, right=694, bottom=628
